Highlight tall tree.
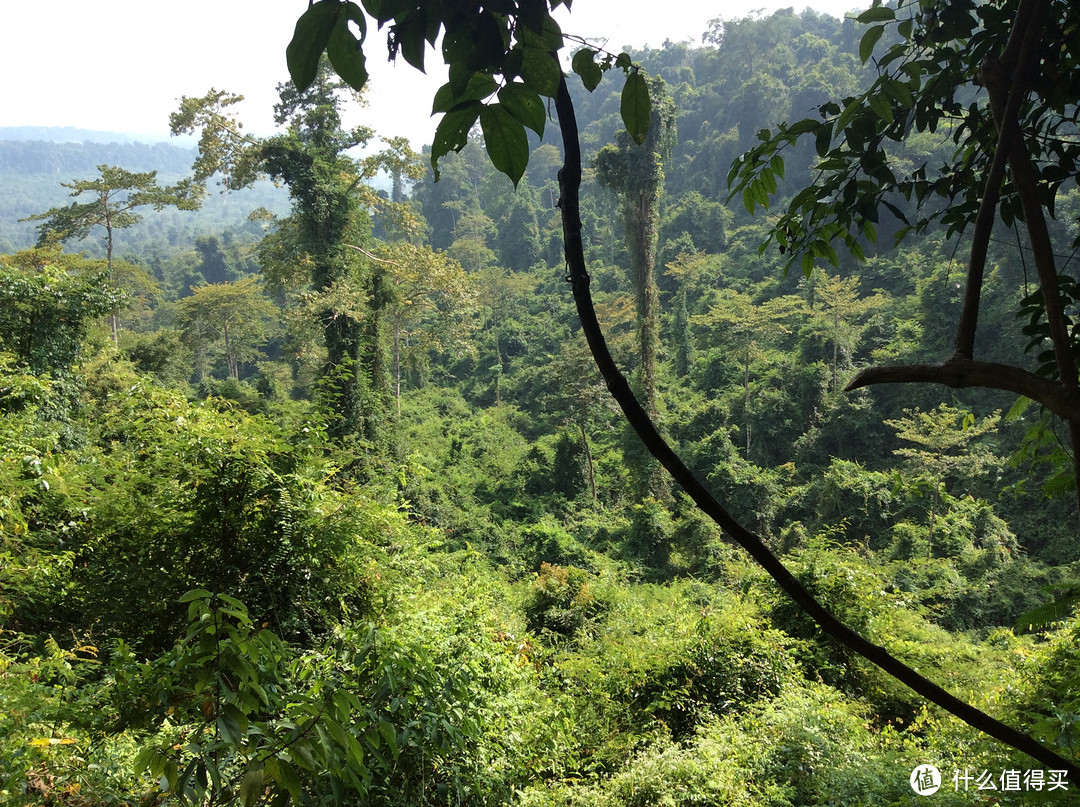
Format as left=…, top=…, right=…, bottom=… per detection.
left=23, top=165, right=199, bottom=347
left=594, top=77, right=677, bottom=498
left=375, top=242, right=476, bottom=412
left=810, top=270, right=884, bottom=389
left=886, top=405, right=1002, bottom=555
left=176, top=278, right=277, bottom=381
left=693, top=288, right=807, bottom=456
left=171, top=63, right=416, bottom=440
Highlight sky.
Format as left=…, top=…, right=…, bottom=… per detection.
left=0, top=0, right=860, bottom=147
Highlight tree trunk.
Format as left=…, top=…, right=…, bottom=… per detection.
left=580, top=418, right=597, bottom=503
left=394, top=318, right=402, bottom=416
left=106, top=216, right=119, bottom=350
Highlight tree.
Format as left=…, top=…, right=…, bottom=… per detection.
left=0, top=246, right=118, bottom=378
left=730, top=0, right=1080, bottom=509
left=176, top=278, right=277, bottom=381
left=23, top=165, right=199, bottom=348
left=375, top=242, right=476, bottom=413
left=541, top=333, right=618, bottom=502
left=171, top=64, right=415, bottom=440
left=594, top=77, right=677, bottom=499
left=692, top=288, right=807, bottom=456
left=886, top=404, right=1002, bottom=555
left=281, top=0, right=1080, bottom=775
left=809, top=270, right=884, bottom=389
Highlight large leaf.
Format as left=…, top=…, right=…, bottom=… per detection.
left=620, top=71, right=651, bottom=145
left=572, top=48, right=603, bottom=92
left=328, top=3, right=368, bottom=92
left=859, top=24, right=885, bottom=64
left=498, top=82, right=545, bottom=136
left=480, top=103, right=529, bottom=186
left=518, top=45, right=562, bottom=98
left=431, top=101, right=482, bottom=180
left=287, top=0, right=342, bottom=91
left=432, top=73, right=497, bottom=114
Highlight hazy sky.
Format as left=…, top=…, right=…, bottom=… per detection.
left=1, top=0, right=860, bottom=146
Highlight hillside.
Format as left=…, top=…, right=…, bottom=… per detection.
left=2, top=5, right=1080, bottom=805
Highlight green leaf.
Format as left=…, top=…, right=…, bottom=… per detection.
left=833, top=98, right=859, bottom=140
left=882, top=77, right=914, bottom=108
left=431, top=101, right=482, bottom=180
left=621, top=71, right=651, bottom=145
left=518, top=46, right=561, bottom=97
left=133, top=746, right=155, bottom=774
left=378, top=720, right=399, bottom=759
left=180, top=588, right=213, bottom=603
left=394, top=10, right=428, bottom=72
left=275, top=759, right=303, bottom=801
left=217, top=708, right=245, bottom=747
left=287, top=1, right=342, bottom=91
left=868, top=92, right=894, bottom=124
left=432, top=73, right=497, bottom=113
left=784, top=118, right=818, bottom=138
left=328, top=4, right=369, bottom=92
left=1015, top=589, right=1080, bottom=634
left=239, top=764, right=265, bottom=807
left=769, top=154, right=785, bottom=180
left=572, top=48, right=603, bottom=91
left=859, top=25, right=885, bottom=64
left=742, top=186, right=756, bottom=215
left=480, top=104, right=529, bottom=186
left=498, top=83, right=545, bottom=136
left=856, top=6, right=896, bottom=23
left=815, top=121, right=834, bottom=157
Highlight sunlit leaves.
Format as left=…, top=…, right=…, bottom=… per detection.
left=289, top=0, right=658, bottom=184
left=518, top=44, right=562, bottom=97
left=432, top=73, right=497, bottom=114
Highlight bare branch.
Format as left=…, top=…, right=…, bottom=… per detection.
left=846, top=359, right=1080, bottom=423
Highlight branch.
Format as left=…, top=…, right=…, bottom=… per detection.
left=846, top=358, right=1080, bottom=423
left=344, top=244, right=404, bottom=267
left=956, top=0, right=1045, bottom=358
left=554, top=73, right=1080, bottom=778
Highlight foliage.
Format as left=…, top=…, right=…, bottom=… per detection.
left=0, top=249, right=119, bottom=377
left=7, top=2, right=1080, bottom=802
left=286, top=0, right=655, bottom=186
left=526, top=562, right=603, bottom=636
left=176, top=277, right=277, bottom=381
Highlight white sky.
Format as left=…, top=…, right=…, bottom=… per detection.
left=0, top=0, right=860, bottom=146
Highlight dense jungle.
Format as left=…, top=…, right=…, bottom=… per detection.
left=4, top=1, right=1080, bottom=804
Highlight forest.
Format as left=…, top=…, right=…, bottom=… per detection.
left=3, top=0, right=1080, bottom=804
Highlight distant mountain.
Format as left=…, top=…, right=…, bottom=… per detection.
left=0, top=136, right=290, bottom=255
left=0, top=138, right=197, bottom=176
left=0, top=126, right=157, bottom=144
